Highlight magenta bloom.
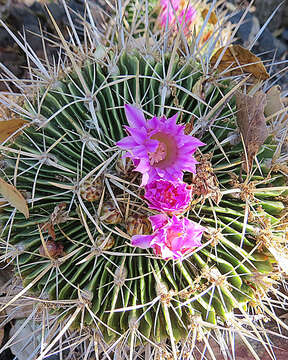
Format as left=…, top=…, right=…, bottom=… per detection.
left=144, top=179, right=192, bottom=213
left=132, top=214, right=205, bottom=260
left=178, top=6, right=197, bottom=33
left=116, top=105, right=205, bottom=186
left=160, top=0, right=179, bottom=27
left=160, top=0, right=196, bottom=35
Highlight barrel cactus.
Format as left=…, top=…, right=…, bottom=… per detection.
left=0, top=1, right=288, bottom=359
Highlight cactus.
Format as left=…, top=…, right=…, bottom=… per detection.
left=0, top=1, right=288, bottom=359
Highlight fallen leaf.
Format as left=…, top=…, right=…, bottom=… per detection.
left=264, top=85, right=284, bottom=121
left=201, top=8, right=218, bottom=25
left=0, top=119, right=28, bottom=144
left=210, top=45, right=269, bottom=80
left=192, top=76, right=206, bottom=100
left=0, top=178, right=29, bottom=219
left=236, top=91, right=268, bottom=172
left=0, top=327, right=4, bottom=347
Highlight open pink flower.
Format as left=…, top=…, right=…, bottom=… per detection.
left=116, top=104, right=205, bottom=186
left=160, top=0, right=179, bottom=27
left=144, top=179, right=192, bottom=213
left=159, top=0, right=196, bottom=35
left=132, top=214, right=205, bottom=260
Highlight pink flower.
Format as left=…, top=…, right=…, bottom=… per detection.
left=144, top=179, right=192, bottom=213
left=131, top=214, right=205, bottom=260
left=116, top=104, right=205, bottom=186
left=159, top=0, right=179, bottom=27
left=159, top=0, right=196, bottom=35
left=178, top=6, right=197, bottom=34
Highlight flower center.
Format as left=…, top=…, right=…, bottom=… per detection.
left=166, top=229, right=183, bottom=248
left=148, top=142, right=167, bottom=165
left=163, top=186, right=177, bottom=204
left=148, top=132, right=177, bottom=168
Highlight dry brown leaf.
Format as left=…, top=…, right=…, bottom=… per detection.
left=0, top=119, right=28, bottom=144
left=192, top=76, right=206, bottom=100
left=264, top=85, right=283, bottom=120
left=0, top=178, right=29, bottom=219
left=0, top=326, right=4, bottom=346
left=236, top=91, right=268, bottom=172
left=210, top=45, right=269, bottom=80
left=201, top=8, right=218, bottom=25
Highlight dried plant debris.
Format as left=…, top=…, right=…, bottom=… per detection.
left=0, top=119, right=28, bottom=144
left=236, top=90, right=268, bottom=172
left=0, top=178, right=29, bottom=219
left=264, top=85, right=285, bottom=121
left=210, top=45, right=270, bottom=80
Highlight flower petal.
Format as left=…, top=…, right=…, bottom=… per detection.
left=140, top=172, right=150, bottom=186
left=116, top=136, right=137, bottom=149
left=166, top=113, right=178, bottom=127
left=125, top=104, right=146, bottom=128
left=149, top=214, right=168, bottom=230
left=134, top=158, right=150, bottom=173
left=131, top=234, right=154, bottom=248
left=147, top=116, right=160, bottom=131
left=127, top=127, right=147, bottom=144
left=145, top=139, right=159, bottom=153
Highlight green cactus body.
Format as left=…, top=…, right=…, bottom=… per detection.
left=0, top=50, right=287, bottom=348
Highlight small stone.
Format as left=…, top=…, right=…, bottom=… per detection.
left=229, top=11, right=260, bottom=47
left=282, top=29, right=288, bottom=41
left=254, top=0, right=284, bottom=33
left=257, top=28, right=276, bottom=56
left=45, top=2, right=66, bottom=24
left=9, top=320, right=40, bottom=360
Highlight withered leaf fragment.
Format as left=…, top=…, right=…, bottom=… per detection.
left=0, top=178, right=29, bottom=219
left=0, top=119, right=28, bottom=144
left=264, top=85, right=284, bottom=121
left=201, top=8, right=218, bottom=25
left=192, top=76, right=207, bottom=100
left=236, top=91, right=268, bottom=172
left=210, top=45, right=269, bottom=80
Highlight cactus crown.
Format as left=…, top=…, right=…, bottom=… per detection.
left=0, top=1, right=288, bottom=359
